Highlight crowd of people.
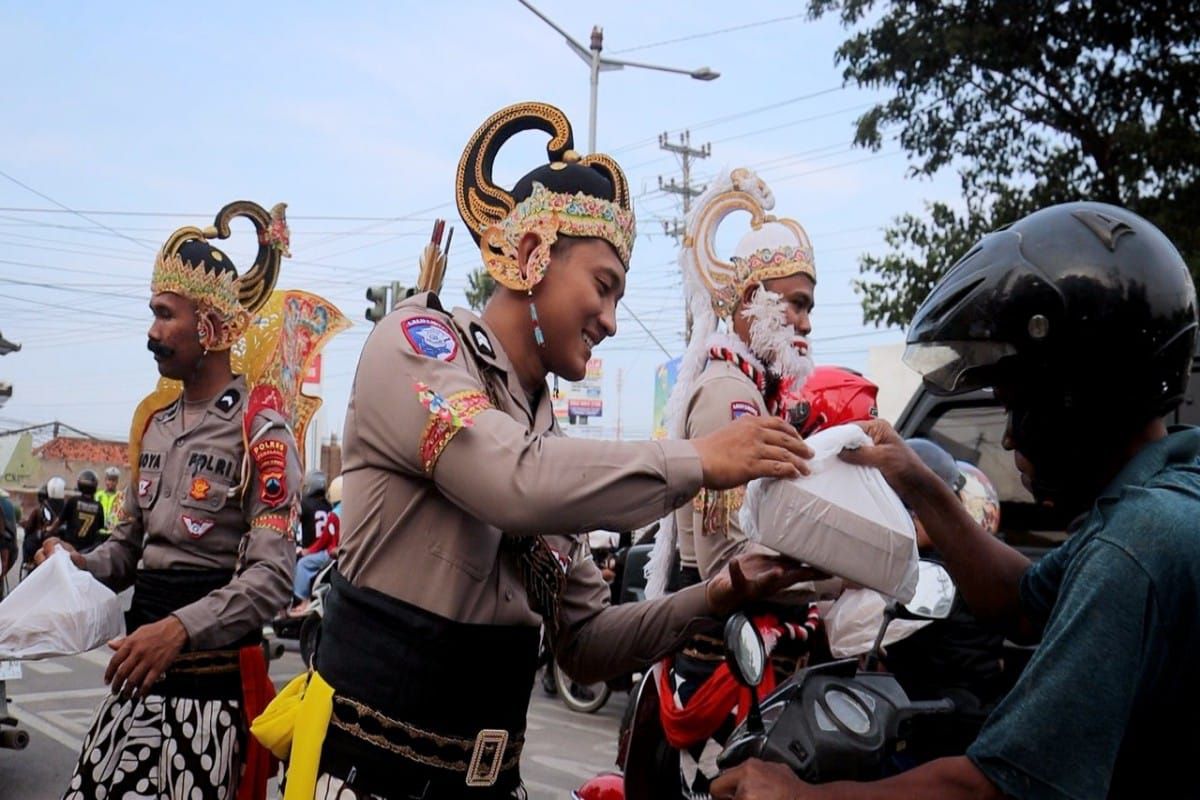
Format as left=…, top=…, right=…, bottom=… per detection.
left=0, top=97, right=1193, bottom=800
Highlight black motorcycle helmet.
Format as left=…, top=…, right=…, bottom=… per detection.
left=77, top=469, right=99, bottom=495
left=904, top=202, right=1198, bottom=507
left=302, top=471, right=327, bottom=498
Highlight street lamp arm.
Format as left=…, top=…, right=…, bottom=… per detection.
left=599, top=55, right=720, bottom=80
left=515, top=0, right=592, bottom=63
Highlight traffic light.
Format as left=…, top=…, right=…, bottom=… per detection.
left=365, top=285, right=389, bottom=324
left=390, top=281, right=413, bottom=310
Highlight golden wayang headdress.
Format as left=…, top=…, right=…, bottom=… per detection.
left=150, top=200, right=292, bottom=351
left=455, top=101, right=636, bottom=291
left=133, top=201, right=349, bottom=480
left=682, top=166, right=816, bottom=323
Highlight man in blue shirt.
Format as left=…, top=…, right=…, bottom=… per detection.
left=712, top=202, right=1200, bottom=799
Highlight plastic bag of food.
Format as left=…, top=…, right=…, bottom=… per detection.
left=741, top=424, right=919, bottom=602
left=0, top=548, right=124, bottom=660
left=824, top=587, right=932, bottom=658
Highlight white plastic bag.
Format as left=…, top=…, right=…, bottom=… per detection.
left=741, top=424, right=920, bottom=602
left=0, top=548, right=125, bottom=660
left=824, top=587, right=932, bottom=658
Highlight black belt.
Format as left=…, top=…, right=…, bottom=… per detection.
left=323, top=696, right=524, bottom=798
left=157, top=648, right=243, bottom=700
left=316, top=571, right=538, bottom=796
left=126, top=568, right=260, bottom=700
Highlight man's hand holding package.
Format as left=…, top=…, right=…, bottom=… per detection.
left=34, top=536, right=86, bottom=570
left=837, top=419, right=934, bottom=503
left=693, top=415, right=813, bottom=490
left=706, top=552, right=829, bottom=616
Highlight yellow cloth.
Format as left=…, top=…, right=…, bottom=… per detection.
left=250, top=670, right=334, bottom=800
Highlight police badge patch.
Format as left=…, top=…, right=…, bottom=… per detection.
left=730, top=401, right=760, bottom=419
left=401, top=316, right=459, bottom=361
left=181, top=515, right=215, bottom=539
left=189, top=477, right=211, bottom=501
left=250, top=439, right=289, bottom=507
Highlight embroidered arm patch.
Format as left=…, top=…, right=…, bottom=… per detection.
left=730, top=400, right=760, bottom=419
left=250, top=438, right=289, bottom=508
left=402, top=316, right=460, bottom=361
left=415, top=381, right=492, bottom=474
left=252, top=512, right=293, bottom=538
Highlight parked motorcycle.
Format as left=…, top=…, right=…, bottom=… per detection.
left=0, top=660, right=29, bottom=750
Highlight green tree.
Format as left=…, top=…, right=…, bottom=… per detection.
left=465, top=266, right=496, bottom=312
left=810, top=0, right=1200, bottom=328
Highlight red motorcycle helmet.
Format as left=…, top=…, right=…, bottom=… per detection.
left=573, top=773, right=624, bottom=800
left=790, top=365, right=880, bottom=437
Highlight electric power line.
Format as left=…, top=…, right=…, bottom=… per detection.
left=611, top=13, right=807, bottom=54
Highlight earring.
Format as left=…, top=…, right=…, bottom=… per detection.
left=529, top=292, right=546, bottom=348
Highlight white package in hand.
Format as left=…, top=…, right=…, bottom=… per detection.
left=824, top=587, right=931, bottom=658
left=0, top=548, right=125, bottom=660
left=740, top=424, right=919, bottom=602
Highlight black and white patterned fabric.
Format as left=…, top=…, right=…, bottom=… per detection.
left=63, top=692, right=243, bottom=800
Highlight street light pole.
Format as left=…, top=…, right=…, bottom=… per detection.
left=589, top=26, right=602, bottom=153
left=517, top=0, right=719, bottom=152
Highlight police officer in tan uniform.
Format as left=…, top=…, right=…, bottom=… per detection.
left=649, top=166, right=821, bottom=594
left=39, top=202, right=304, bottom=800
left=298, top=103, right=817, bottom=800
left=639, top=167, right=840, bottom=797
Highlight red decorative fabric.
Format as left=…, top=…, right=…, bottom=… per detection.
left=237, top=645, right=277, bottom=800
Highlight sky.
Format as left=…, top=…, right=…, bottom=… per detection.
left=0, top=1, right=961, bottom=452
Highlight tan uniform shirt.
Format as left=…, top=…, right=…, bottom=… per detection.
left=83, top=375, right=300, bottom=651
left=675, top=359, right=768, bottom=577
left=339, top=294, right=714, bottom=682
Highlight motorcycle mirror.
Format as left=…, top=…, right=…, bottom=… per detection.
left=899, top=560, right=957, bottom=621
left=724, top=613, right=766, bottom=688
left=724, top=613, right=767, bottom=737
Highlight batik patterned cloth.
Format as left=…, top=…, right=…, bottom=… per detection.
left=63, top=692, right=243, bottom=800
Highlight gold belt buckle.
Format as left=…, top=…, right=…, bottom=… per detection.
left=465, top=728, right=509, bottom=787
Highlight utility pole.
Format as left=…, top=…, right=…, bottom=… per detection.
left=658, top=132, right=712, bottom=339
left=658, top=130, right=712, bottom=241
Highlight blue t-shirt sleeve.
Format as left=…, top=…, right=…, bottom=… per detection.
left=1019, top=530, right=1081, bottom=634
left=967, top=540, right=1155, bottom=800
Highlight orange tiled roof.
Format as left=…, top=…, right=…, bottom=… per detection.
left=35, top=437, right=127, bottom=465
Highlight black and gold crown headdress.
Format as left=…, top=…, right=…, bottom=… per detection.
left=455, top=101, right=636, bottom=291
left=150, top=200, right=291, bottom=350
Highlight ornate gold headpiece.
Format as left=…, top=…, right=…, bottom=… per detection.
left=150, top=200, right=291, bottom=350
left=456, top=101, right=636, bottom=291
left=682, top=167, right=815, bottom=320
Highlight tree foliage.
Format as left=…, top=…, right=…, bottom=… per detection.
left=809, top=0, right=1200, bottom=328
left=465, top=266, right=496, bottom=313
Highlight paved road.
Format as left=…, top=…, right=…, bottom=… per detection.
left=0, top=645, right=625, bottom=799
